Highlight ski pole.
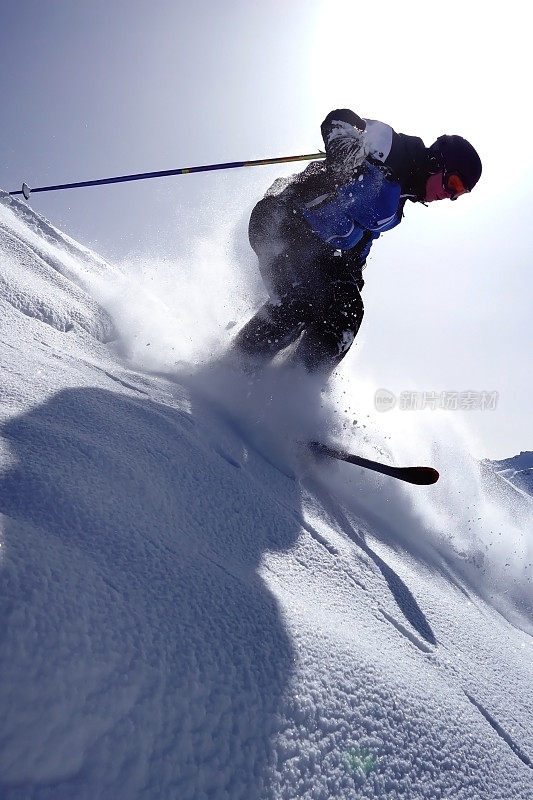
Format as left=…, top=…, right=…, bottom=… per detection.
left=9, top=152, right=326, bottom=200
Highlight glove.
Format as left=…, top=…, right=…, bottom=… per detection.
left=325, top=120, right=369, bottom=181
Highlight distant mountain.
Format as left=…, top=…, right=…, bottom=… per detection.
left=489, top=451, right=533, bottom=496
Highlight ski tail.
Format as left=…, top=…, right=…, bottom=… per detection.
left=309, top=442, right=439, bottom=485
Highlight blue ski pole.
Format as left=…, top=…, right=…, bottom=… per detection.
left=9, top=152, right=326, bottom=200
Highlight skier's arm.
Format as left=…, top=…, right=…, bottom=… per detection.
left=321, top=109, right=366, bottom=138
left=320, top=109, right=369, bottom=180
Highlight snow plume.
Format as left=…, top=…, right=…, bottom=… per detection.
left=101, top=208, right=533, bottom=636
left=181, top=358, right=335, bottom=475
left=313, top=370, right=533, bottom=635
left=102, top=204, right=264, bottom=370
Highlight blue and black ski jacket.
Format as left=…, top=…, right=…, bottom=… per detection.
left=264, top=109, right=431, bottom=262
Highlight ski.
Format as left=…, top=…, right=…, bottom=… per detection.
left=309, top=442, right=439, bottom=485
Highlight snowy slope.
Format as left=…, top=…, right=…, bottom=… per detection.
left=0, top=190, right=532, bottom=800
left=489, top=452, right=533, bottom=497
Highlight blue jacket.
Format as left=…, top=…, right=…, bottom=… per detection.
left=297, top=161, right=402, bottom=252
left=265, top=109, right=430, bottom=259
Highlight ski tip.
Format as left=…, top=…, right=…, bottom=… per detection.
left=308, top=441, right=439, bottom=485
left=406, top=466, right=440, bottom=485
left=22, top=183, right=31, bottom=200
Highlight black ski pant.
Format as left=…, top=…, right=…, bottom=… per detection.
left=233, top=196, right=366, bottom=375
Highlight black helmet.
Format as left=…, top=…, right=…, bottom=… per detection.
left=429, top=135, right=482, bottom=191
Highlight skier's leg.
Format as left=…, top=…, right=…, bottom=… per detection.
left=232, top=200, right=316, bottom=364
left=292, top=278, right=364, bottom=375
left=232, top=296, right=309, bottom=361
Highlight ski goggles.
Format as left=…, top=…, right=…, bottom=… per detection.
left=443, top=171, right=469, bottom=201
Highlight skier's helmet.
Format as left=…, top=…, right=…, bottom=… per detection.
left=429, top=135, right=482, bottom=192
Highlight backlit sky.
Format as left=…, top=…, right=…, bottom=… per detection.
left=2, top=0, right=531, bottom=459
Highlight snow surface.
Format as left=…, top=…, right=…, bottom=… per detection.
left=0, top=189, right=532, bottom=799
left=490, top=452, right=533, bottom=498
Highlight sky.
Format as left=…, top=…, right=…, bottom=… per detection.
left=2, top=0, right=532, bottom=459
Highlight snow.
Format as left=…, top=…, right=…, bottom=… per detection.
left=490, top=452, right=533, bottom=497
left=0, top=189, right=532, bottom=798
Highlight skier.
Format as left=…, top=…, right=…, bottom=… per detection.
left=232, top=109, right=482, bottom=376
